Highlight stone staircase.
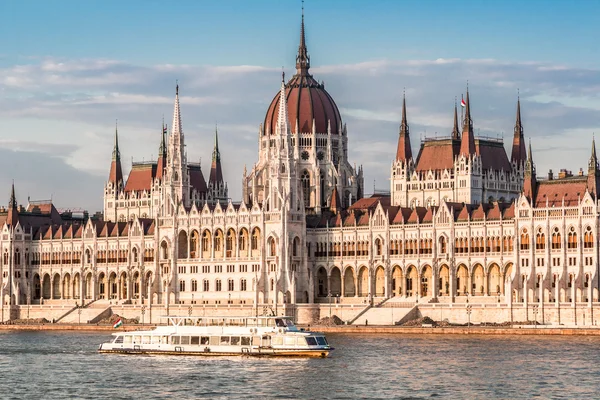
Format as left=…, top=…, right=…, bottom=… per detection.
left=352, top=304, right=417, bottom=326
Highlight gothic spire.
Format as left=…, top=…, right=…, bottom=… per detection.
left=275, top=72, right=290, bottom=136
left=460, top=87, right=476, bottom=156
left=156, top=122, right=167, bottom=180
left=108, top=122, right=123, bottom=185
left=209, top=125, right=224, bottom=188
left=523, top=140, right=537, bottom=199
left=588, top=136, right=599, bottom=196
left=172, top=82, right=182, bottom=136
left=395, top=91, right=412, bottom=162
left=295, top=6, right=310, bottom=75
left=511, top=96, right=527, bottom=163
left=451, top=100, right=460, bottom=140
left=7, top=182, right=18, bottom=227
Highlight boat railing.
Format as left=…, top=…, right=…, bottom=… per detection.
left=160, top=315, right=297, bottom=330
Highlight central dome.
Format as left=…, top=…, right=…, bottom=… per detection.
left=263, top=17, right=342, bottom=135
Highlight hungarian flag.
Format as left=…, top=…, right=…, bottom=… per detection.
left=163, top=125, right=167, bottom=135
left=113, top=318, right=123, bottom=329
left=461, top=97, right=466, bottom=108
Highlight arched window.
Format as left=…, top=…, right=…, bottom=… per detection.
left=439, top=237, right=447, bottom=254
left=320, top=170, right=326, bottom=207
left=520, top=229, right=530, bottom=250
left=202, top=231, right=210, bottom=252
left=551, top=228, right=561, bottom=249
left=268, top=237, right=276, bottom=257
left=228, top=279, right=234, bottom=291
left=535, top=229, right=545, bottom=250
left=203, top=279, right=209, bottom=292
left=191, top=279, right=198, bottom=292
left=301, top=170, right=311, bottom=208
left=240, top=278, right=247, bottom=291
left=568, top=227, right=578, bottom=249
left=179, top=280, right=186, bottom=292
left=215, top=279, right=222, bottom=292
left=584, top=226, right=594, bottom=249
left=375, top=238, right=382, bottom=256
left=251, top=228, right=260, bottom=251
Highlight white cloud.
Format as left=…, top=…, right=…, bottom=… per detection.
left=1, top=56, right=600, bottom=210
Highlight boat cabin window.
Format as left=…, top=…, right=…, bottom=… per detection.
left=172, top=336, right=180, bottom=345
left=191, top=336, right=200, bottom=345
left=272, top=336, right=283, bottom=346
left=201, top=336, right=209, bottom=345
left=284, top=337, right=296, bottom=346
left=252, top=336, right=261, bottom=346
left=305, top=337, right=317, bottom=346
left=114, top=336, right=124, bottom=344
left=181, top=336, right=190, bottom=345
left=220, top=336, right=230, bottom=345
left=133, top=335, right=141, bottom=344
left=142, top=336, right=150, bottom=344
left=298, top=337, right=308, bottom=346
left=151, top=336, right=160, bottom=344
left=124, top=336, right=132, bottom=344
left=210, top=336, right=220, bottom=346
left=231, top=337, right=240, bottom=345
left=241, top=337, right=251, bottom=346
left=315, top=337, right=328, bottom=346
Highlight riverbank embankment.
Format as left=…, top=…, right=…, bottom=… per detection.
left=2, top=323, right=600, bottom=336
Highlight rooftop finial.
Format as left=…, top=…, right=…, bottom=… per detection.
left=176, top=80, right=179, bottom=96
left=296, top=1, right=310, bottom=75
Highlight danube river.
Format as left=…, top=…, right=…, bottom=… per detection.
left=1, top=331, right=599, bottom=399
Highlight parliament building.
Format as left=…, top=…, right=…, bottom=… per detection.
left=1, top=15, right=598, bottom=325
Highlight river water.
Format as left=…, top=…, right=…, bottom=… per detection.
left=1, top=331, right=599, bottom=399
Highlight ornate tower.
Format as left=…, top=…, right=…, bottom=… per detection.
left=164, top=84, right=190, bottom=211
left=103, top=123, right=124, bottom=221
left=208, top=126, right=228, bottom=203
left=390, top=93, right=414, bottom=206
left=455, top=88, right=483, bottom=204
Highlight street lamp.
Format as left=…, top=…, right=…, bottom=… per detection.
left=532, top=304, right=539, bottom=328
left=141, top=305, right=146, bottom=325
left=328, top=291, right=332, bottom=318
left=78, top=306, right=82, bottom=324
left=466, top=304, right=473, bottom=327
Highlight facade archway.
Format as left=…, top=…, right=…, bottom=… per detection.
left=33, top=274, right=41, bottom=300
left=456, top=264, right=469, bottom=296
left=316, top=267, right=328, bottom=297
left=375, top=266, right=385, bottom=297
left=406, top=266, right=418, bottom=297
left=439, top=265, right=450, bottom=296
left=42, top=274, right=51, bottom=300
left=52, top=274, right=60, bottom=299
left=472, top=264, right=485, bottom=295
left=420, top=265, right=432, bottom=297
left=62, top=273, right=72, bottom=299
left=488, top=264, right=501, bottom=295
left=189, top=230, right=199, bottom=258
left=357, top=266, right=369, bottom=297
left=178, top=230, right=188, bottom=259
left=330, top=267, right=342, bottom=296
left=343, top=267, right=356, bottom=296
left=392, top=265, right=403, bottom=297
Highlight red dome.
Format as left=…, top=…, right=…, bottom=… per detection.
left=263, top=16, right=341, bottom=135
left=264, top=73, right=342, bottom=135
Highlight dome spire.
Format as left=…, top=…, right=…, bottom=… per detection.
left=460, top=86, right=476, bottom=156
left=395, top=90, right=412, bottom=162
left=451, top=98, right=460, bottom=140
left=296, top=1, right=310, bottom=75
left=511, top=94, right=527, bottom=164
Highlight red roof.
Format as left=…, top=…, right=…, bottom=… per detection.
left=533, top=178, right=588, bottom=207
left=124, top=163, right=156, bottom=193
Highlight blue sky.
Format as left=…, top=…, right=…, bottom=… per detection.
left=1, top=0, right=600, bottom=210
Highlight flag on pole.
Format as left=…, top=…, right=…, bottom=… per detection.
left=461, top=96, right=466, bottom=108
left=113, top=318, right=123, bottom=329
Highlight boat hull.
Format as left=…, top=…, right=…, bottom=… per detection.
left=98, top=346, right=330, bottom=358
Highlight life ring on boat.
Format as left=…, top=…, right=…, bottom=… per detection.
left=278, top=328, right=283, bottom=333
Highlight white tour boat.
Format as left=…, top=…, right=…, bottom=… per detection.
left=98, top=316, right=333, bottom=358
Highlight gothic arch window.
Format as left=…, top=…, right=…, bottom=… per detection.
left=301, top=170, right=310, bottom=208
left=520, top=229, right=530, bottom=250
left=551, top=228, right=561, bottom=250
left=568, top=227, right=578, bottom=249
left=584, top=226, right=594, bottom=249
left=535, top=228, right=545, bottom=250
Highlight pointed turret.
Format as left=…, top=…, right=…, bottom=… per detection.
left=295, top=8, right=310, bottom=75
left=523, top=140, right=537, bottom=199
left=511, top=97, right=527, bottom=163
left=587, top=137, right=599, bottom=196
left=156, top=122, right=167, bottom=180
left=395, top=92, right=412, bottom=162
left=330, top=187, right=341, bottom=213
left=451, top=101, right=460, bottom=140
left=276, top=72, right=290, bottom=137
left=172, top=83, right=182, bottom=136
left=209, top=126, right=224, bottom=188
left=108, top=123, right=123, bottom=185
left=7, top=182, right=19, bottom=227
left=460, top=89, right=476, bottom=156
